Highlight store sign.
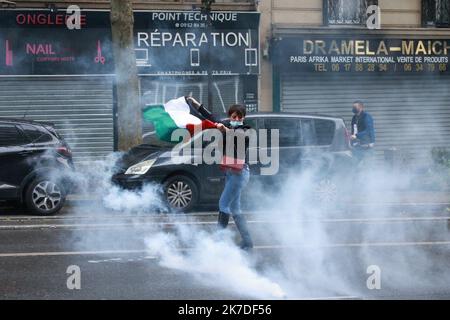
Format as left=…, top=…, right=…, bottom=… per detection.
left=133, top=11, right=260, bottom=76
left=0, top=10, right=260, bottom=76
left=273, top=37, right=450, bottom=73
left=0, top=10, right=113, bottom=75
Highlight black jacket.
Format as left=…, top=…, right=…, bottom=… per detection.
left=197, top=105, right=252, bottom=164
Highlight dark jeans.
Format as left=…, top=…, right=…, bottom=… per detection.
left=353, top=145, right=375, bottom=167
left=218, top=166, right=250, bottom=216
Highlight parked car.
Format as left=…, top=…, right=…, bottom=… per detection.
left=112, top=113, right=354, bottom=211
left=0, top=119, right=74, bottom=215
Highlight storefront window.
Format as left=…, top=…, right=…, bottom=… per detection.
left=140, top=76, right=245, bottom=114
left=325, top=0, right=378, bottom=25
left=140, top=76, right=258, bottom=142
left=423, top=0, right=450, bottom=27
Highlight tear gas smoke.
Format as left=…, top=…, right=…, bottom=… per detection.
left=64, top=152, right=166, bottom=214
left=145, top=226, right=286, bottom=299
left=11, top=91, right=450, bottom=299
left=141, top=162, right=449, bottom=299
left=56, top=131, right=449, bottom=299
left=45, top=68, right=449, bottom=299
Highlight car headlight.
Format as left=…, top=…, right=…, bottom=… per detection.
left=125, top=159, right=157, bottom=175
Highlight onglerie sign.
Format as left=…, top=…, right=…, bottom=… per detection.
left=273, top=37, right=450, bottom=73
left=0, top=10, right=113, bottom=75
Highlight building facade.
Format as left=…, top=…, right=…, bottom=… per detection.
left=261, top=0, right=450, bottom=163
left=3, top=0, right=450, bottom=164
left=0, top=0, right=258, bottom=162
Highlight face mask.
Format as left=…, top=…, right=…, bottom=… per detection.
left=352, top=107, right=358, bottom=114
left=230, top=121, right=243, bottom=127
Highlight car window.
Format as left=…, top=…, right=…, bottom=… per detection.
left=301, top=119, right=317, bottom=146
left=301, top=119, right=336, bottom=146
left=244, top=118, right=258, bottom=129
left=42, top=125, right=62, bottom=140
left=315, top=119, right=336, bottom=145
left=263, top=118, right=301, bottom=147
left=20, top=124, right=53, bottom=144
left=0, top=124, right=27, bottom=147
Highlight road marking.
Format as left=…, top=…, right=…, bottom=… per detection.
left=1, top=240, right=449, bottom=258
left=0, top=221, right=218, bottom=229
left=0, top=212, right=220, bottom=221
left=350, top=202, right=450, bottom=206
left=4, top=215, right=447, bottom=222
left=291, top=217, right=450, bottom=223
left=88, top=256, right=156, bottom=264
left=255, top=241, right=450, bottom=249
left=247, top=217, right=450, bottom=224
left=88, top=257, right=123, bottom=263
left=0, top=249, right=151, bottom=258
left=1, top=204, right=449, bottom=221
left=0, top=216, right=449, bottom=230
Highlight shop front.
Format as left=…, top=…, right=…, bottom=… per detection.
left=0, top=9, right=115, bottom=163
left=0, top=9, right=260, bottom=161
left=272, top=34, right=450, bottom=164
left=133, top=11, right=260, bottom=138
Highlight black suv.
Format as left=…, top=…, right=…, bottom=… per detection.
left=113, top=113, right=354, bottom=211
left=0, top=119, right=74, bottom=215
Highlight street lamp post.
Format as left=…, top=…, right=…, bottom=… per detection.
left=201, top=0, right=215, bottom=109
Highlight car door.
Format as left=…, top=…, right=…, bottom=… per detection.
left=195, top=129, right=225, bottom=200
left=257, top=117, right=303, bottom=186
left=243, top=117, right=259, bottom=178
left=0, top=123, right=32, bottom=199
left=300, top=118, right=335, bottom=173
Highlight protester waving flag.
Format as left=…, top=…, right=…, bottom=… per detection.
left=142, top=96, right=217, bottom=142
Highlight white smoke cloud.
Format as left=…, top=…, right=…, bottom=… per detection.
left=140, top=162, right=449, bottom=299
left=145, top=225, right=286, bottom=299
left=102, top=184, right=165, bottom=213
left=54, top=111, right=448, bottom=300
left=63, top=152, right=166, bottom=214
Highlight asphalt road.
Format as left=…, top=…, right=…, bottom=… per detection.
left=0, top=203, right=449, bottom=300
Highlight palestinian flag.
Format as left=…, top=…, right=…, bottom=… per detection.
left=142, top=96, right=217, bottom=142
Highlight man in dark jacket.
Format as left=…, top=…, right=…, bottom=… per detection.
left=351, top=100, right=375, bottom=164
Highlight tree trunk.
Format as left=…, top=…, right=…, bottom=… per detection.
left=110, top=0, right=141, bottom=151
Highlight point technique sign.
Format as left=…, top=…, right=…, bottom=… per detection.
left=0, top=9, right=260, bottom=76
left=134, top=11, right=260, bottom=76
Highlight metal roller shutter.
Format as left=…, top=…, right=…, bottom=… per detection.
left=0, top=77, right=114, bottom=163
left=281, top=73, right=450, bottom=164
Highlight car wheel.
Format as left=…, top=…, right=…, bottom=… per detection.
left=25, top=178, right=66, bottom=216
left=163, top=175, right=198, bottom=212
